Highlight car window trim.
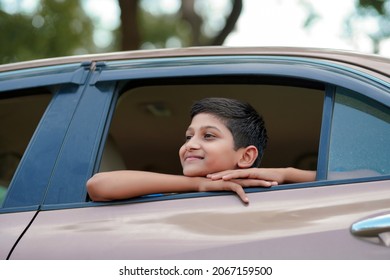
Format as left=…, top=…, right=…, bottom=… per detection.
left=0, top=63, right=91, bottom=93
left=41, top=81, right=118, bottom=205
left=2, top=81, right=91, bottom=209
left=316, top=84, right=336, bottom=180
left=39, top=175, right=390, bottom=211
left=92, top=57, right=390, bottom=110
left=86, top=66, right=387, bottom=204
left=0, top=205, right=40, bottom=214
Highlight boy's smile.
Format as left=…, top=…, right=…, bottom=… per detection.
left=179, top=113, right=243, bottom=177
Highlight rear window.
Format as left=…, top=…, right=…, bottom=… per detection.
left=0, top=89, right=51, bottom=206
left=328, top=87, right=390, bottom=179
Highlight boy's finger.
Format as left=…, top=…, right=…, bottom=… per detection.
left=207, top=170, right=234, bottom=180
left=215, top=170, right=244, bottom=179
left=233, top=186, right=249, bottom=203
left=223, top=182, right=248, bottom=204
left=221, top=170, right=254, bottom=180
left=234, top=179, right=274, bottom=187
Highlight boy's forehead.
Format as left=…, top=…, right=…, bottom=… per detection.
left=187, top=113, right=229, bottom=130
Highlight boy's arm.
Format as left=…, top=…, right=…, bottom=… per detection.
left=87, top=171, right=200, bottom=201
left=87, top=170, right=274, bottom=203
left=207, top=167, right=316, bottom=184
left=281, top=168, right=316, bottom=183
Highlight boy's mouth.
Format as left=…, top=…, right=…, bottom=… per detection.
left=184, top=155, right=204, bottom=161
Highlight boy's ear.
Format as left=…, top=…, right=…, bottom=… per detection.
left=237, top=145, right=258, bottom=168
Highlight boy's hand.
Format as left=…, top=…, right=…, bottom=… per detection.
left=207, top=168, right=283, bottom=185
left=207, top=167, right=316, bottom=185
left=198, top=178, right=251, bottom=203
left=198, top=174, right=275, bottom=204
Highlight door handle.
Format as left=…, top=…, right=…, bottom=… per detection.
left=351, top=213, right=390, bottom=246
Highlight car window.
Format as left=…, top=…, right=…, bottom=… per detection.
left=100, top=83, right=324, bottom=178
left=0, top=89, right=51, bottom=206
left=328, top=87, right=390, bottom=179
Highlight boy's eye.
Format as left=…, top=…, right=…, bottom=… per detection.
left=204, top=133, right=215, bottom=139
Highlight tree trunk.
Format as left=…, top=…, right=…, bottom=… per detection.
left=180, top=0, right=203, bottom=46
left=211, top=0, right=242, bottom=45
left=118, top=0, right=140, bottom=50
left=180, top=0, right=242, bottom=46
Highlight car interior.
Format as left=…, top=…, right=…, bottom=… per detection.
left=100, top=80, right=325, bottom=176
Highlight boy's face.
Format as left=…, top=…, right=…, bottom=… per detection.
left=179, top=113, right=243, bottom=177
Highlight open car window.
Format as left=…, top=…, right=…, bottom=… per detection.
left=100, top=83, right=324, bottom=178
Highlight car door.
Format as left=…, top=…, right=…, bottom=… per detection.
left=7, top=54, right=390, bottom=259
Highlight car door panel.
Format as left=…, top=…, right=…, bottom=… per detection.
left=0, top=211, right=37, bottom=259
left=9, top=179, right=390, bottom=259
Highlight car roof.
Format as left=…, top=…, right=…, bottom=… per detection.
left=1, top=46, right=389, bottom=79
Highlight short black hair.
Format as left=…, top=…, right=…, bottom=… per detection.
left=190, top=97, right=268, bottom=167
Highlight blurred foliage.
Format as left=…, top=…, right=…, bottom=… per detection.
left=359, top=0, right=388, bottom=14
left=139, top=9, right=189, bottom=48
left=0, top=0, right=238, bottom=64
left=0, top=0, right=94, bottom=64
left=301, top=0, right=390, bottom=54
left=1, top=0, right=389, bottom=64
left=348, top=0, right=390, bottom=53
left=118, top=0, right=241, bottom=50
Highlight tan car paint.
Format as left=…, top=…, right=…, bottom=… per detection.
left=1, top=47, right=389, bottom=81
left=10, top=180, right=390, bottom=259
left=0, top=211, right=37, bottom=259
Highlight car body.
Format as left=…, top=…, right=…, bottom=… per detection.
left=0, top=46, right=389, bottom=259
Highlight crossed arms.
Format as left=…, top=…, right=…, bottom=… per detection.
left=87, top=168, right=316, bottom=203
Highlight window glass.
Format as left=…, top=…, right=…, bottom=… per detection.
left=328, top=87, right=390, bottom=179
left=0, top=90, right=51, bottom=206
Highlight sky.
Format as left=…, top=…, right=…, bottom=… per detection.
left=2, top=0, right=390, bottom=57
left=225, top=0, right=390, bottom=57
left=227, top=1, right=356, bottom=48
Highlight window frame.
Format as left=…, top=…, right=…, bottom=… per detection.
left=78, top=55, right=390, bottom=207
left=0, top=62, right=92, bottom=212
left=3, top=55, right=388, bottom=211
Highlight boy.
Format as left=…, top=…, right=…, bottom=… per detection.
left=87, top=97, right=315, bottom=203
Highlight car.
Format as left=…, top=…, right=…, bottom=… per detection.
left=0, top=46, right=389, bottom=259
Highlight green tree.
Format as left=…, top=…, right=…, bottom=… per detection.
left=118, top=0, right=242, bottom=50
left=346, top=0, right=390, bottom=54
left=301, top=0, right=390, bottom=54
left=0, top=0, right=94, bottom=64
left=0, top=0, right=241, bottom=63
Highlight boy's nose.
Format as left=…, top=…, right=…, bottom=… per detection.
left=185, top=137, right=200, bottom=150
